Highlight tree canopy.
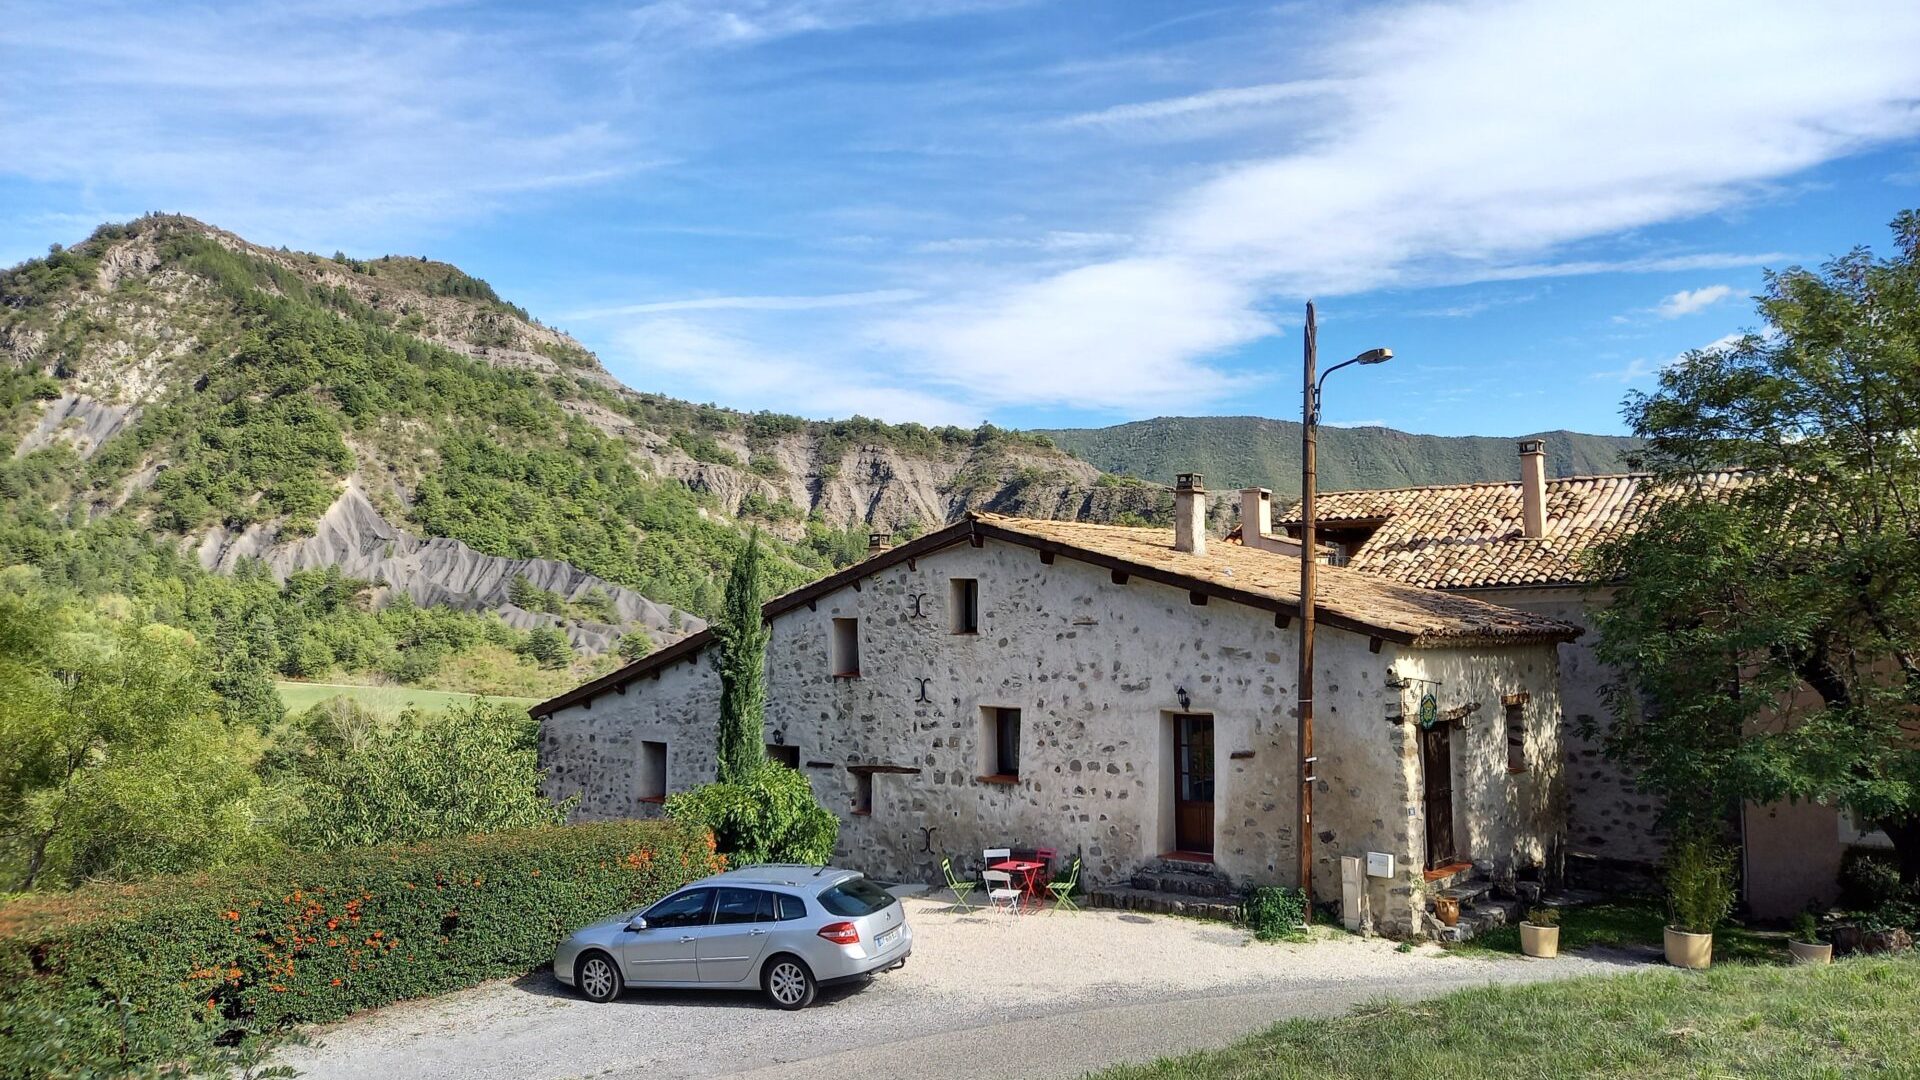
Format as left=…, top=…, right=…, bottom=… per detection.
left=1593, top=211, right=1920, bottom=880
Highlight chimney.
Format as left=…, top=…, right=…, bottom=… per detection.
left=1518, top=440, right=1547, bottom=538
left=1239, top=487, right=1272, bottom=541
left=1174, top=473, right=1207, bottom=555
left=868, top=532, right=891, bottom=555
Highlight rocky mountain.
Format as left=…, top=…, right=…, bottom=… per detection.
left=0, top=215, right=1170, bottom=656
left=1035, top=416, right=1640, bottom=500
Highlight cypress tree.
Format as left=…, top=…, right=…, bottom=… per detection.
left=714, top=527, right=769, bottom=783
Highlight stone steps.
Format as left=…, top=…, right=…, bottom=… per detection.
left=1084, top=886, right=1243, bottom=922
left=1130, top=869, right=1239, bottom=898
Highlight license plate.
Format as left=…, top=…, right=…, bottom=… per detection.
left=875, top=926, right=900, bottom=949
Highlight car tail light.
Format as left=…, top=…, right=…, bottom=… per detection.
left=817, top=921, right=860, bottom=945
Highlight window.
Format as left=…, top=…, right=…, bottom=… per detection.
left=713, top=888, right=768, bottom=925
left=982, top=707, right=1021, bottom=779
left=817, top=876, right=896, bottom=917
left=767, top=743, right=800, bottom=768
left=1506, top=702, right=1526, bottom=773
left=640, top=740, right=668, bottom=803
left=831, top=618, right=860, bottom=677
left=949, top=577, right=979, bottom=634
left=853, top=771, right=873, bottom=815
left=643, top=889, right=712, bottom=928
left=775, top=893, right=806, bottom=921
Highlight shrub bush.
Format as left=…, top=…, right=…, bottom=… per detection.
left=0, top=820, right=718, bottom=1078
left=1665, top=836, right=1735, bottom=934
left=1239, top=885, right=1309, bottom=942
left=666, top=762, right=838, bottom=867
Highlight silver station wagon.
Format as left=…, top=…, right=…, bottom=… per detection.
left=554, top=866, right=912, bottom=1009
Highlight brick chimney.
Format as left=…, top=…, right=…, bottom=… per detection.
left=1239, top=487, right=1272, bottom=541
left=1518, top=440, right=1547, bottom=538
left=1174, top=473, right=1207, bottom=555
left=868, top=532, right=891, bottom=555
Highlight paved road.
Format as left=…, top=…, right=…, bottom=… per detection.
left=286, top=901, right=1641, bottom=1080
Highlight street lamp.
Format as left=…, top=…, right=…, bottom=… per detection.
left=1297, top=300, right=1391, bottom=922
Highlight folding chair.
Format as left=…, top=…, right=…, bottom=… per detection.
left=1046, top=857, right=1082, bottom=914
left=940, top=857, right=976, bottom=913
left=981, top=847, right=1022, bottom=914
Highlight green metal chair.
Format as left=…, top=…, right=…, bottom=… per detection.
left=940, top=857, right=976, bottom=913
left=1046, top=856, right=1082, bottom=914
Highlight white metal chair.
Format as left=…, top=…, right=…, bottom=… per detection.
left=981, top=848, right=1022, bottom=914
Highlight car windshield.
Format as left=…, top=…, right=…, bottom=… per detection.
left=817, top=875, right=895, bottom=917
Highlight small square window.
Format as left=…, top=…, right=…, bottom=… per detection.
left=831, top=617, right=860, bottom=677
left=949, top=578, right=979, bottom=634
left=767, top=743, right=800, bottom=769
left=981, top=707, right=1021, bottom=779
left=1505, top=703, right=1526, bottom=773
left=853, top=771, right=874, bottom=815
left=640, top=740, right=668, bottom=802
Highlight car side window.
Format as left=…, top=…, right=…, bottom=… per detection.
left=756, top=890, right=778, bottom=922
left=644, top=889, right=712, bottom=929
left=713, top=888, right=764, bottom=925
left=776, top=893, right=806, bottom=921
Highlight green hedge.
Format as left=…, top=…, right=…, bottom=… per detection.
left=0, top=820, right=719, bottom=1078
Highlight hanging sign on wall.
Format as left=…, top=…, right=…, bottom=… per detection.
left=1417, top=692, right=1440, bottom=729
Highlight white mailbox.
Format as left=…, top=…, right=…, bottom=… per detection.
left=1365, top=851, right=1395, bottom=878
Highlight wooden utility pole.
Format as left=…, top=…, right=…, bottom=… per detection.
left=1297, top=300, right=1318, bottom=920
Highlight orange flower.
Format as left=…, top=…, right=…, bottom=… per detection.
left=224, top=910, right=240, bottom=921
left=330, top=978, right=342, bottom=986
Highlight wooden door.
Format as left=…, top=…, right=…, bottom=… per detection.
left=1174, top=715, right=1214, bottom=854
left=1421, top=723, right=1458, bottom=869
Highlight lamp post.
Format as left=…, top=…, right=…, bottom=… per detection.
left=1297, top=299, right=1391, bottom=922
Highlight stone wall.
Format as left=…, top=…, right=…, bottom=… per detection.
left=540, top=535, right=1567, bottom=938
left=1467, top=586, right=1666, bottom=870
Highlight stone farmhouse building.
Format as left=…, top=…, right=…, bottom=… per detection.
left=1245, top=441, right=1877, bottom=918
left=535, top=479, right=1580, bottom=937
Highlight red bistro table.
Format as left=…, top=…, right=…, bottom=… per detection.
left=989, top=859, right=1046, bottom=910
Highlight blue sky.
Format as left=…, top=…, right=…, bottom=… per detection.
left=6, top=1, right=1920, bottom=437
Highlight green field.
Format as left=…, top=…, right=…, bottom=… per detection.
left=275, top=681, right=541, bottom=717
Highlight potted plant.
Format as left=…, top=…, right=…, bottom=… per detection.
left=1787, top=911, right=1831, bottom=965
left=1432, top=891, right=1461, bottom=927
left=1519, top=906, right=1561, bottom=958
left=1664, top=837, right=1734, bottom=970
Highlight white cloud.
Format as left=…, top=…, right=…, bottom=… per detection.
left=1592, top=332, right=1747, bottom=384
left=884, top=0, right=1920, bottom=411
left=570, top=289, right=921, bottom=319
left=1054, top=80, right=1344, bottom=129
left=915, top=231, right=1132, bottom=254
left=1653, top=284, right=1736, bottom=318
left=608, top=317, right=978, bottom=425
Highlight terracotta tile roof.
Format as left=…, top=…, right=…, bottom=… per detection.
left=968, top=513, right=1578, bottom=647
left=532, top=510, right=1581, bottom=717
left=1268, top=471, right=1751, bottom=590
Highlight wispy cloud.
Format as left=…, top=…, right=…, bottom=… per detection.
left=1653, top=284, right=1736, bottom=318
left=1592, top=332, right=1746, bottom=384
left=1054, top=80, right=1343, bottom=128
left=570, top=289, right=921, bottom=319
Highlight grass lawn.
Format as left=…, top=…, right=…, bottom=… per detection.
left=275, top=681, right=540, bottom=718
left=1453, top=898, right=1783, bottom=964
left=1085, top=955, right=1920, bottom=1079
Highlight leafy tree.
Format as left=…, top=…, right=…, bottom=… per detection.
left=0, top=581, right=266, bottom=890
left=275, top=699, right=567, bottom=849
left=617, top=628, right=654, bottom=661
left=714, top=528, right=769, bottom=783
left=1593, top=211, right=1920, bottom=881
left=518, top=625, right=572, bottom=669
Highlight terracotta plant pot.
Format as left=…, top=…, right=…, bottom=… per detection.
left=1664, top=926, right=1713, bottom=969
left=1519, top=922, right=1560, bottom=958
left=1433, top=895, right=1461, bottom=927
left=1787, top=939, right=1832, bottom=965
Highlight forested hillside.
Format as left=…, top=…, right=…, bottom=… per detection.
left=0, top=215, right=1169, bottom=700
left=1037, top=416, right=1639, bottom=498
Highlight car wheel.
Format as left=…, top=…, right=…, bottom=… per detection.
left=575, top=952, right=623, bottom=1003
left=762, top=955, right=816, bottom=1010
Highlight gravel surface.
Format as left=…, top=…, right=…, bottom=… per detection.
left=285, top=896, right=1639, bottom=1080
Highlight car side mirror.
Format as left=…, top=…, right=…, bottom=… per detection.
left=624, top=916, right=648, bottom=932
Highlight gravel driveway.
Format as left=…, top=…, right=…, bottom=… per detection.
left=284, top=895, right=1635, bottom=1080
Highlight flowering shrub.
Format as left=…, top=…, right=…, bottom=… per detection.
left=0, top=820, right=718, bottom=1078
